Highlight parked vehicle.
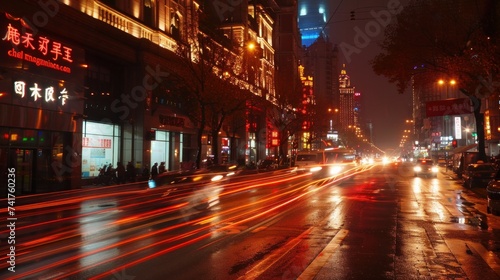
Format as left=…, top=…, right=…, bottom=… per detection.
left=487, top=174, right=500, bottom=215
left=258, top=159, right=278, bottom=171
left=451, top=150, right=479, bottom=178
left=462, top=163, right=497, bottom=188
left=413, top=158, right=439, bottom=178
left=94, top=164, right=117, bottom=185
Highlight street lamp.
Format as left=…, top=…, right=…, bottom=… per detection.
left=437, top=79, right=457, bottom=141
left=247, top=42, right=256, bottom=51
left=438, top=79, right=457, bottom=98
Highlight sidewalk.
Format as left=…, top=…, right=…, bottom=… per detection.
left=81, top=176, right=149, bottom=189
left=440, top=166, right=487, bottom=198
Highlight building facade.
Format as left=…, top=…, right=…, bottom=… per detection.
left=338, top=64, right=355, bottom=130
left=297, top=0, right=329, bottom=47
left=301, top=36, right=338, bottom=143
left=0, top=9, right=86, bottom=194
left=0, top=0, right=279, bottom=195
left=411, top=75, right=477, bottom=158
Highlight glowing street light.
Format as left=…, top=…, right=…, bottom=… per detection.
left=247, top=42, right=256, bottom=51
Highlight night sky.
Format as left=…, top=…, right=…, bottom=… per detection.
left=327, top=0, right=413, bottom=151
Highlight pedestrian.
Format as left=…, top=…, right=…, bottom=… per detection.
left=151, top=162, right=159, bottom=179
left=104, top=163, right=115, bottom=185
left=159, top=162, right=166, bottom=173
left=116, top=162, right=126, bottom=184
left=142, top=164, right=150, bottom=180
left=126, top=161, right=136, bottom=182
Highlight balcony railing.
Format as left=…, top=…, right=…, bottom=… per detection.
left=94, top=2, right=177, bottom=52
left=90, top=1, right=269, bottom=100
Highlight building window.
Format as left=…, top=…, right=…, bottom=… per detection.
left=151, top=130, right=170, bottom=171
left=170, top=11, right=181, bottom=40
left=144, top=0, right=154, bottom=26
left=82, top=121, right=121, bottom=178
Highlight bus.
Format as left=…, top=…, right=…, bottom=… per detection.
left=294, top=148, right=357, bottom=176
left=323, top=148, right=357, bottom=164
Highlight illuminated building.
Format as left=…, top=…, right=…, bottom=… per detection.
left=2, top=0, right=271, bottom=194
left=354, top=91, right=361, bottom=128
left=339, top=64, right=355, bottom=130
left=274, top=0, right=303, bottom=158
left=298, top=65, right=316, bottom=150
left=298, top=0, right=330, bottom=47
left=298, top=0, right=337, bottom=144
left=412, top=75, right=476, bottom=156
left=301, top=36, right=338, bottom=143
left=201, top=0, right=278, bottom=163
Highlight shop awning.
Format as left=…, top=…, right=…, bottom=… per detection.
left=451, top=143, right=478, bottom=154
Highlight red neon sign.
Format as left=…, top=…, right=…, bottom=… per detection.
left=2, top=21, right=74, bottom=74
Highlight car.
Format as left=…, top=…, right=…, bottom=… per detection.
left=487, top=175, right=500, bottom=215
left=258, top=159, right=278, bottom=171
left=148, top=164, right=240, bottom=188
left=462, top=163, right=497, bottom=189
left=294, top=151, right=321, bottom=168
left=413, top=159, right=439, bottom=178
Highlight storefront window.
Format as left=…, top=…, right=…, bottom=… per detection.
left=0, top=128, right=71, bottom=195
left=82, top=121, right=121, bottom=178
left=151, top=130, right=170, bottom=171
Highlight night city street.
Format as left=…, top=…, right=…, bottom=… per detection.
left=2, top=162, right=500, bottom=279
left=1, top=0, right=500, bottom=279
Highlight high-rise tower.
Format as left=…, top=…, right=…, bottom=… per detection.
left=298, top=0, right=329, bottom=47
left=339, top=64, right=355, bottom=130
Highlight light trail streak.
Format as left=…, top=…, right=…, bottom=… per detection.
left=4, top=167, right=371, bottom=279
left=67, top=170, right=364, bottom=278
left=9, top=177, right=318, bottom=279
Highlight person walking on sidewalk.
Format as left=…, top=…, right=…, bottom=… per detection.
left=151, top=162, right=159, bottom=180
left=159, top=162, right=166, bottom=174
left=116, top=162, right=126, bottom=184
left=126, top=161, right=136, bottom=182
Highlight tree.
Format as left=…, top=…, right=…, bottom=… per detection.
left=372, top=0, right=500, bottom=161
left=174, top=21, right=251, bottom=168
left=265, top=74, right=304, bottom=165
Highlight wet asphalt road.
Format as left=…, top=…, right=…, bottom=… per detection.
left=1, top=163, right=500, bottom=279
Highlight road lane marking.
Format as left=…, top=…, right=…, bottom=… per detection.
left=238, top=227, right=314, bottom=279
left=297, top=229, right=349, bottom=280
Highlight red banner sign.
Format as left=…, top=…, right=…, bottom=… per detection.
left=425, top=98, right=471, bottom=117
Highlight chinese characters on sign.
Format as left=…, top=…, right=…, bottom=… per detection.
left=82, top=137, right=112, bottom=148
left=14, top=80, right=69, bottom=106
left=159, top=114, right=184, bottom=127
left=425, top=98, right=472, bottom=117
left=3, top=22, right=73, bottom=73
left=454, top=117, right=462, bottom=140
left=271, top=131, right=279, bottom=147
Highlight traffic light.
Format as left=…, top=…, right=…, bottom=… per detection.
left=350, top=10, right=355, bottom=20
left=451, top=139, right=457, bottom=148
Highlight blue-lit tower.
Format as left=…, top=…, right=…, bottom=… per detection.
left=298, top=0, right=329, bottom=47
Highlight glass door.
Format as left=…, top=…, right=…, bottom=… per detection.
left=16, top=149, right=34, bottom=194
